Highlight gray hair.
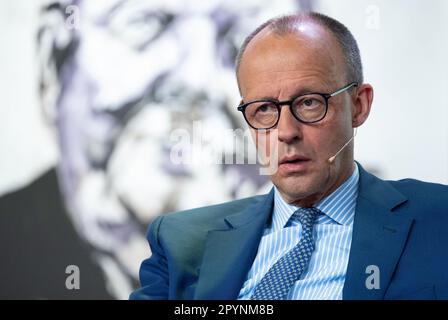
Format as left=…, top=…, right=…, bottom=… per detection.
left=235, top=12, right=363, bottom=92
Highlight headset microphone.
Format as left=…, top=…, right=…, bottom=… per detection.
left=327, top=128, right=357, bottom=164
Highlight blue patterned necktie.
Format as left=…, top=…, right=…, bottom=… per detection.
left=250, top=207, right=321, bottom=300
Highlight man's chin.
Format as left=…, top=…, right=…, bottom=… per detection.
left=272, top=174, right=325, bottom=204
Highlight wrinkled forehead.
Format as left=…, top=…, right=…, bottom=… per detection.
left=78, top=0, right=203, bottom=17
left=78, top=0, right=286, bottom=20
left=65, top=0, right=300, bottom=103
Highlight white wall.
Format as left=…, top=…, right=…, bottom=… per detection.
left=317, top=0, right=448, bottom=183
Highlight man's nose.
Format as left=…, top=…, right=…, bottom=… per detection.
left=277, top=106, right=303, bottom=144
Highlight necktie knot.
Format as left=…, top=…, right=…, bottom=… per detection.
left=292, top=207, right=320, bottom=228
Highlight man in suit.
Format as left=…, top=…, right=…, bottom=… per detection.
left=130, top=12, right=448, bottom=300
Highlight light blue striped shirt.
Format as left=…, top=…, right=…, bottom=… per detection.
left=238, top=162, right=359, bottom=300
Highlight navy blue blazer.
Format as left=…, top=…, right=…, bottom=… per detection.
left=130, top=163, right=448, bottom=300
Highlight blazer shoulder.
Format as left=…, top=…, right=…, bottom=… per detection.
left=388, top=178, right=448, bottom=200
left=162, top=194, right=266, bottom=225
left=387, top=178, right=448, bottom=219
left=147, top=193, right=269, bottom=249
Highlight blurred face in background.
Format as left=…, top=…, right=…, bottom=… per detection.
left=39, top=0, right=300, bottom=297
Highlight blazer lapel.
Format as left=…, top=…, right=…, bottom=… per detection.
left=343, top=163, right=414, bottom=299
left=194, top=189, right=274, bottom=299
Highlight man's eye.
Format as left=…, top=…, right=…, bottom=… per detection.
left=257, top=104, right=273, bottom=113
left=259, top=103, right=279, bottom=112
left=303, top=98, right=319, bottom=107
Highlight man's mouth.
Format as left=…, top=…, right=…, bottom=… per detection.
left=279, top=155, right=311, bottom=164
left=278, top=155, right=311, bottom=173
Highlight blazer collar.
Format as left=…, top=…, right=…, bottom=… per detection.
left=342, top=162, right=413, bottom=299
left=194, top=189, right=274, bottom=299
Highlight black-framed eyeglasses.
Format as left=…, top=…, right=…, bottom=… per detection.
left=237, top=82, right=358, bottom=130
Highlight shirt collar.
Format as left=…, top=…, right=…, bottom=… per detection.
left=272, top=162, right=359, bottom=229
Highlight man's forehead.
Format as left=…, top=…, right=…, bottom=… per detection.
left=248, top=21, right=336, bottom=56
left=239, top=22, right=345, bottom=88
left=245, top=36, right=338, bottom=73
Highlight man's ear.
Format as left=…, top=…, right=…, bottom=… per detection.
left=352, top=83, right=374, bottom=128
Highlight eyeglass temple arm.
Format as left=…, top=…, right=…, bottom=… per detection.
left=329, top=82, right=358, bottom=97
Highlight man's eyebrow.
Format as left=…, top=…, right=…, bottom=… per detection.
left=289, top=87, right=326, bottom=98
left=253, top=86, right=330, bottom=101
